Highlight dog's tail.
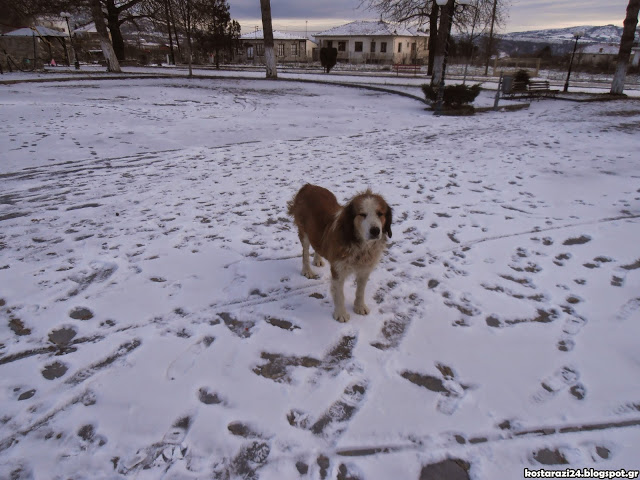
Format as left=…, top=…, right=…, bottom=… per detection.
left=287, top=184, right=309, bottom=217
left=286, top=197, right=296, bottom=217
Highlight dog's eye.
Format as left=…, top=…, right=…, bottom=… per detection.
left=377, top=211, right=384, bottom=217
left=358, top=213, right=367, bottom=218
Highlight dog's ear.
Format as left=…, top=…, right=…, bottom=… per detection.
left=341, top=201, right=358, bottom=244
left=383, top=203, right=393, bottom=238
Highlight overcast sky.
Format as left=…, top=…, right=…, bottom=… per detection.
left=229, top=0, right=633, bottom=35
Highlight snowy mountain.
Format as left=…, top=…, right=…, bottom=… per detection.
left=502, top=25, right=624, bottom=44
left=490, top=25, right=636, bottom=57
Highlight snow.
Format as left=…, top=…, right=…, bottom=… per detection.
left=1, top=71, right=640, bottom=480
left=315, top=21, right=424, bottom=38
left=239, top=30, right=312, bottom=41
left=2, top=26, right=68, bottom=37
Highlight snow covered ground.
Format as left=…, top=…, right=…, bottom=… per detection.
left=1, top=75, right=639, bottom=480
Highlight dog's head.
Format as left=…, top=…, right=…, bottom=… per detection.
left=343, top=190, right=393, bottom=244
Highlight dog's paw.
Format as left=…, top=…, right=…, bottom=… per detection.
left=302, top=269, right=319, bottom=280
left=354, top=304, right=370, bottom=316
left=313, top=257, right=325, bottom=267
left=333, top=310, right=351, bottom=323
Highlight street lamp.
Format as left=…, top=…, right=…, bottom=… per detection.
left=434, top=0, right=473, bottom=115
left=60, top=11, right=80, bottom=70
left=563, top=31, right=584, bottom=92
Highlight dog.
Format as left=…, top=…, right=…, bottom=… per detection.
left=288, top=184, right=392, bottom=322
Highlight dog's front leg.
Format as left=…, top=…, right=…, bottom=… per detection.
left=354, top=270, right=371, bottom=315
left=331, top=265, right=350, bottom=322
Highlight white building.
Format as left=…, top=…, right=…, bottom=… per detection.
left=314, top=21, right=429, bottom=65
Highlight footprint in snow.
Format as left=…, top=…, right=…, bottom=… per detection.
left=532, top=366, right=586, bottom=403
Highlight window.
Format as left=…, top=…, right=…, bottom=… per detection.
left=411, top=42, right=417, bottom=53
left=398, top=42, right=402, bottom=53
left=338, top=41, right=346, bottom=52
left=277, top=44, right=285, bottom=56
left=327, top=41, right=333, bottom=48
left=371, top=41, right=376, bottom=53
left=380, top=42, right=387, bottom=53
left=355, top=41, right=363, bottom=52
left=257, top=44, right=264, bottom=56
left=247, top=46, right=254, bottom=59
left=291, top=43, right=298, bottom=56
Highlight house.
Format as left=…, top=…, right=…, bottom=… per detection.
left=576, top=43, right=619, bottom=67
left=238, top=30, right=317, bottom=64
left=314, top=21, right=429, bottom=65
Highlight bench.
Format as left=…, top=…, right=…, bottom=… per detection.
left=393, top=64, right=420, bottom=76
left=507, top=79, right=558, bottom=99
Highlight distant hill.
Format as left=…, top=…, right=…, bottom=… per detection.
left=492, top=25, right=632, bottom=57
left=502, top=25, right=624, bottom=44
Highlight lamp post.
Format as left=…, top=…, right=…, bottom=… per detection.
left=563, top=31, right=584, bottom=92
left=60, top=11, right=80, bottom=70
left=434, top=0, right=472, bottom=115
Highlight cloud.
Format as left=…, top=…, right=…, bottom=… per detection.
left=230, top=0, right=629, bottom=35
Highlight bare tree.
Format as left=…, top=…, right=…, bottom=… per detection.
left=259, top=0, right=277, bottom=78
left=173, top=0, right=194, bottom=75
left=90, top=0, right=122, bottom=71
left=360, top=0, right=440, bottom=74
left=483, top=0, right=497, bottom=75
left=361, top=0, right=507, bottom=76
left=103, top=0, right=147, bottom=60
left=611, top=0, right=640, bottom=94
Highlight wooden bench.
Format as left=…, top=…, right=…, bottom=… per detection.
left=507, top=79, right=558, bottom=99
left=393, top=64, right=420, bottom=76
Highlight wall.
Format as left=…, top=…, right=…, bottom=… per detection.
left=317, top=36, right=428, bottom=64
left=240, top=39, right=314, bottom=64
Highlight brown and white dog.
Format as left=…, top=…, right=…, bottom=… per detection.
left=288, top=184, right=392, bottom=322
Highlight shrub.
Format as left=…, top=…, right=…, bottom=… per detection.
left=421, top=83, right=481, bottom=109
left=320, top=47, right=338, bottom=73
left=514, top=69, right=531, bottom=86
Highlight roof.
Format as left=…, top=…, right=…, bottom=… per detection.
left=315, top=21, right=425, bottom=37
left=74, top=23, right=97, bottom=34
left=240, top=30, right=311, bottom=41
left=579, top=43, right=619, bottom=55
left=2, top=26, right=68, bottom=37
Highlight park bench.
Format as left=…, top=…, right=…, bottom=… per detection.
left=393, top=64, right=421, bottom=76
left=508, top=79, right=558, bottom=99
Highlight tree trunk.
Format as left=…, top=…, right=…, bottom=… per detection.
left=431, top=0, right=453, bottom=86
left=427, top=2, right=439, bottom=76
left=260, top=0, right=277, bottom=78
left=611, top=0, right=640, bottom=94
left=484, top=0, right=498, bottom=75
left=105, top=0, right=126, bottom=61
left=164, top=0, right=175, bottom=64
left=167, top=0, right=182, bottom=59
left=91, top=0, right=121, bottom=72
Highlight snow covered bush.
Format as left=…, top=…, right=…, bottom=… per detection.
left=514, top=69, right=531, bottom=86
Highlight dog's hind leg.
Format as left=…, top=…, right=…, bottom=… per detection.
left=300, top=233, right=319, bottom=279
